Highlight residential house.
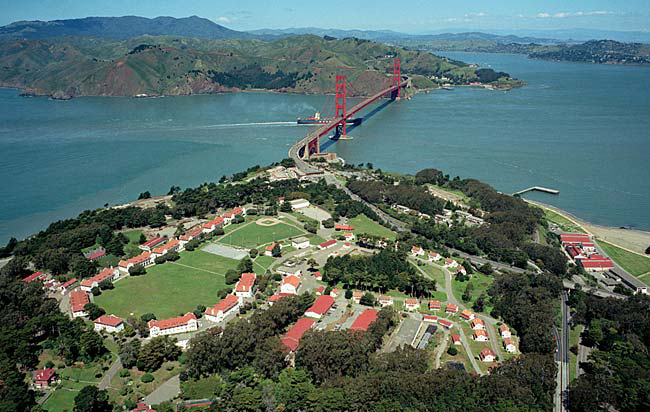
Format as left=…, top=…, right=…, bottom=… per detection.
left=503, top=338, right=516, bottom=353
left=281, top=317, right=315, bottom=351
left=202, top=216, right=225, bottom=233
left=69, top=290, right=90, bottom=318
left=460, top=309, right=475, bottom=321
left=223, top=207, right=246, bottom=223
left=451, top=334, right=462, bottom=345
left=404, top=298, right=419, bottom=311
left=80, top=267, right=119, bottom=292
left=473, top=329, right=489, bottom=342
left=411, top=246, right=424, bottom=257
left=428, top=252, right=442, bottom=262
left=313, top=271, right=323, bottom=281
left=330, top=288, right=340, bottom=298
left=235, top=272, right=257, bottom=299
left=456, top=266, right=467, bottom=276
left=268, top=293, right=293, bottom=306
left=93, top=315, right=125, bottom=333
left=499, top=324, right=512, bottom=339
left=179, top=226, right=203, bottom=245
left=316, top=286, right=325, bottom=295
left=471, top=318, right=486, bottom=330
left=378, top=295, right=394, bottom=307
left=350, top=309, right=378, bottom=331
left=291, top=237, right=311, bottom=249
left=352, top=291, right=364, bottom=304
left=428, top=300, right=441, bottom=311
left=445, top=303, right=459, bottom=314
left=265, top=242, right=278, bottom=257
left=479, top=348, right=496, bottom=362
left=438, top=319, right=452, bottom=329
left=444, top=258, right=459, bottom=269
left=343, top=232, right=355, bottom=242
left=304, top=295, right=335, bottom=319
left=148, top=313, right=198, bottom=337
left=205, top=294, right=240, bottom=322
left=280, top=275, right=301, bottom=295
left=33, top=369, right=58, bottom=389
left=423, top=315, right=437, bottom=323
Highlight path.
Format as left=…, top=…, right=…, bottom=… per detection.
left=143, top=374, right=180, bottom=405
left=457, top=324, right=482, bottom=375
left=168, top=261, right=221, bottom=275
left=98, top=358, right=122, bottom=390
left=434, top=329, right=450, bottom=368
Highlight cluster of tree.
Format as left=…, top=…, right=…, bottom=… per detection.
left=323, top=249, right=436, bottom=296
left=347, top=179, right=445, bottom=216
left=567, top=292, right=650, bottom=412
left=154, top=250, right=180, bottom=265
left=414, top=168, right=450, bottom=187
left=522, top=243, right=567, bottom=276
left=208, top=65, right=311, bottom=90
left=0, top=262, right=107, bottom=410
left=118, top=336, right=181, bottom=372
left=488, top=272, right=562, bottom=353
left=184, top=294, right=314, bottom=379
left=475, top=68, right=510, bottom=83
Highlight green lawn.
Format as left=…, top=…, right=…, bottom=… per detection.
left=254, top=255, right=276, bottom=274
left=412, top=261, right=446, bottom=288
left=452, top=271, right=494, bottom=314
left=218, top=222, right=305, bottom=249
left=542, top=209, right=585, bottom=234
left=94, top=250, right=238, bottom=319
left=348, top=214, right=397, bottom=240
left=569, top=325, right=584, bottom=383
left=596, top=239, right=650, bottom=277
left=123, top=229, right=144, bottom=243
left=43, top=380, right=87, bottom=412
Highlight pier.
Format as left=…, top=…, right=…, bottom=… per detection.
left=513, top=186, right=560, bottom=196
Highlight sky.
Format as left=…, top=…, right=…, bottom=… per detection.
left=1, top=0, right=649, bottom=33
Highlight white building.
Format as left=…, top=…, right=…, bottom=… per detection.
left=280, top=275, right=301, bottom=295
left=444, top=258, right=459, bottom=269
left=404, top=298, right=419, bottom=311
left=428, top=252, right=442, bottom=262
left=503, top=338, right=517, bottom=353
left=93, top=315, right=125, bottom=333
left=291, top=237, right=311, bottom=249
left=289, top=198, right=310, bottom=210
left=148, top=313, right=198, bottom=337
left=205, top=295, right=240, bottom=322
left=235, top=273, right=256, bottom=299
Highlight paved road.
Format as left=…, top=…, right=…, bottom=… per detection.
left=143, top=374, right=180, bottom=405
left=98, top=358, right=122, bottom=390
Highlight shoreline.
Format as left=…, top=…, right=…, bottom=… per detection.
left=525, top=199, right=650, bottom=256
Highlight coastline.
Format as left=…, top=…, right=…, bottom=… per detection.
left=525, top=199, right=650, bottom=256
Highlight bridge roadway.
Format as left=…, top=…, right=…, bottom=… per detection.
left=288, top=80, right=408, bottom=160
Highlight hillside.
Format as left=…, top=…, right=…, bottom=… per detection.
left=0, top=15, right=257, bottom=40
left=0, top=35, right=522, bottom=99
left=530, top=40, right=650, bottom=65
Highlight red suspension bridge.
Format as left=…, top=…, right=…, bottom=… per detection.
left=289, top=58, right=408, bottom=160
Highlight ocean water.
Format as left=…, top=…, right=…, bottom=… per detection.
left=1, top=52, right=649, bottom=242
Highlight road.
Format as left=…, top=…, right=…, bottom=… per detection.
left=98, top=358, right=122, bottom=390
left=554, top=291, right=570, bottom=412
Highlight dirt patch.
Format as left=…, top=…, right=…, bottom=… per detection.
left=256, top=218, right=281, bottom=227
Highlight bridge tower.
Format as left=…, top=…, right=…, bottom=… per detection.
left=335, top=75, right=347, bottom=137
left=393, top=57, right=401, bottom=100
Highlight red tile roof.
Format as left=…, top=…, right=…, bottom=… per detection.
left=282, top=318, right=315, bottom=351
left=61, top=278, right=77, bottom=289
left=429, top=300, right=441, bottom=309
left=423, top=315, right=437, bottom=322
left=350, top=309, right=378, bottom=331
left=445, top=303, right=458, bottom=313
left=94, top=314, right=124, bottom=327
left=319, top=239, right=337, bottom=248
left=266, top=242, right=277, bottom=251
left=235, top=272, right=256, bottom=293
left=282, top=275, right=301, bottom=288
left=87, top=250, right=106, bottom=260
left=335, top=224, right=355, bottom=231
left=269, top=293, right=294, bottom=303
left=405, top=298, right=418, bottom=306
left=460, top=309, right=474, bottom=320
left=148, top=313, right=197, bottom=331
left=206, top=295, right=239, bottom=316
left=438, top=319, right=452, bottom=328
left=141, top=236, right=166, bottom=248
left=35, top=368, right=56, bottom=382
left=153, top=238, right=180, bottom=254
left=473, top=330, right=488, bottom=339
left=479, top=348, right=495, bottom=360
left=451, top=334, right=461, bottom=344
left=80, top=267, right=114, bottom=288
left=560, top=234, right=591, bottom=244
left=23, top=272, right=44, bottom=282
left=70, top=290, right=90, bottom=312
left=305, top=295, right=334, bottom=316
left=203, top=216, right=225, bottom=229
left=180, top=226, right=203, bottom=241
left=500, top=324, right=510, bottom=333
left=119, top=251, right=152, bottom=268
left=223, top=207, right=244, bottom=218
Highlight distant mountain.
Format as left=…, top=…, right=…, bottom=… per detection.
left=0, top=15, right=256, bottom=40
left=530, top=40, right=650, bottom=65
left=485, top=28, right=650, bottom=44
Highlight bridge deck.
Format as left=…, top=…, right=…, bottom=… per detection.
left=513, top=186, right=560, bottom=196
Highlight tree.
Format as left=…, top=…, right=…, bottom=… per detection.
left=79, top=330, right=106, bottom=361
left=307, top=258, right=317, bottom=270
left=141, top=373, right=154, bottom=383
left=84, top=303, right=105, bottom=320
left=360, top=292, right=376, bottom=306
left=462, top=282, right=474, bottom=302
left=274, top=368, right=315, bottom=412
left=98, top=279, right=113, bottom=290
left=90, top=286, right=101, bottom=296
left=137, top=336, right=181, bottom=372
left=473, top=294, right=486, bottom=312
left=479, top=263, right=494, bottom=275
left=141, top=313, right=156, bottom=322
left=118, top=339, right=141, bottom=369
left=304, top=221, right=318, bottom=234
left=167, top=185, right=181, bottom=195
left=128, top=265, right=146, bottom=276
left=345, top=289, right=353, bottom=299
left=646, top=245, right=650, bottom=255
left=322, top=218, right=335, bottom=229
left=73, top=385, right=111, bottom=412
left=225, top=269, right=240, bottom=285
left=249, top=248, right=258, bottom=259
left=271, top=243, right=281, bottom=258
left=447, top=347, right=458, bottom=356
left=138, top=191, right=151, bottom=200
left=70, top=255, right=98, bottom=279
left=238, top=258, right=254, bottom=273
left=138, top=233, right=147, bottom=244
left=280, top=201, right=292, bottom=213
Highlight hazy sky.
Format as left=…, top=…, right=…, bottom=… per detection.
left=1, top=0, right=649, bottom=32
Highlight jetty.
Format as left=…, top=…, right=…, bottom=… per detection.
left=512, top=186, right=560, bottom=196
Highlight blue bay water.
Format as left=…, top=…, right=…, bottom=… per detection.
left=1, top=52, right=649, bottom=242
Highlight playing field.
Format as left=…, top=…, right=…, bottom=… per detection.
left=348, top=214, right=397, bottom=240
left=94, top=250, right=238, bottom=319
left=596, top=239, right=650, bottom=278
left=218, top=221, right=305, bottom=249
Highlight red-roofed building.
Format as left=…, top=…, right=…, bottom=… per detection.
left=280, top=275, right=301, bottom=295
left=438, top=319, right=452, bottom=329
left=444, top=258, right=459, bottom=269
left=429, top=300, right=441, bottom=311
left=180, top=226, right=203, bottom=244
left=343, top=232, right=355, bottom=242
left=460, top=309, right=475, bottom=321
left=350, top=309, right=378, bottom=331
left=80, top=267, right=118, bottom=292
left=314, top=271, right=323, bottom=281
left=473, top=329, right=489, bottom=342
left=423, top=315, right=437, bottom=323
left=499, top=324, right=511, bottom=338
left=33, top=368, right=58, bottom=389
left=23, top=272, right=45, bottom=283
left=445, top=303, right=459, bottom=314
left=202, top=216, right=225, bottom=233
left=316, top=286, right=325, bottom=295
left=335, top=224, right=355, bottom=231
left=223, top=207, right=246, bottom=223
left=411, top=246, right=424, bottom=257
left=87, top=249, right=106, bottom=260
left=404, top=298, right=419, bottom=311
left=152, top=238, right=181, bottom=256
left=330, top=288, right=340, bottom=298
left=118, top=251, right=154, bottom=273
left=479, top=348, right=496, bottom=362
left=60, top=278, right=77, bottom=293
left=265, top=242, right=278, bottom=257
left=305, top=295, right=335, bottom=319
left=69, top=290, right=90, bottom=318
left=139, top=236, right=167, bottom=251
left=205, top=295, right=240, bottom=322
left=378, top=295, right=394, bottom=307
left=503, top=338, right=516, bottom=353
left=282, top=318, right=315, bottom=351
left=318, top=239, right=337, bottom=250
left=352, top=291, right=364, bottom=304
left=579, top=256, right=615, bottom=271
left=133, top=403, right=156, bottom=412
left=451, top=334, right=461, bottom=345
left=148, top=313, right=198, bottom=337
left=560, top=234, right=591, bottom=245
left=428, top=251, right=442, bottom=262
left=93, top=315, right=125, bottom=333
left=235, top=273, right=257, bottom=299
left=268, top=293, right=294, bottom=306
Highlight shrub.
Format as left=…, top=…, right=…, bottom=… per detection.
left=447, top=347, right=458, bottom=356
left=44, top=360, right=55, bottom=369
left=129, top=265, right=146, bottom=276
left=119, top=369, right=130, bottom=378
left=141, top=313, right=156, bottom=322
left=141, top=373, right=154, bottom=383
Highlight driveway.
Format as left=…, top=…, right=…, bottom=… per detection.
left=98, top=358, right=122, bottom=390
left=143, top=374, right=180, bottom=405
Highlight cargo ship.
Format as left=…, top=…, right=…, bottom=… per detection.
left=297, top=112, right=362, bottom=126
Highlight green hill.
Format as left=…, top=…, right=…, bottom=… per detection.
left=0, top=34, right=522, bottom=98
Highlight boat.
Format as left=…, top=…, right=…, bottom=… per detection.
left=297, top=112, right=362, bottom=126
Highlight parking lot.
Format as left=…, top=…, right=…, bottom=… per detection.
left=384, top=315, right=422, bottom=352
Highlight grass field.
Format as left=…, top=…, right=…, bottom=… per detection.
left=123, top=229, right=144, bottom=243
left=596, top=239, right=650, bottom=278
left=95, top=250, right=238, bottom=319
left=569, top=325, right=584, bottom=383
left=218, top=222, right=305, bottom=249
left=43, top=363, right=107, bottom=412
left=452, top=271, right=494, bottom=314
left=253, top=255, right=276, bottom=274
left=440, top=327, right=476, bottom=374
left=542, top=209, right=585, bottom=234
left=348, top=214, right=397, bottom=240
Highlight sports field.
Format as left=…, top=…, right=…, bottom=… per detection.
left=596, top=239, right=650, bottom=278
left=218, top=221, right=305, bottom=249
left=348, top=214, right=397, bottom=240
left=94, top=250, right=238, bottom=319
